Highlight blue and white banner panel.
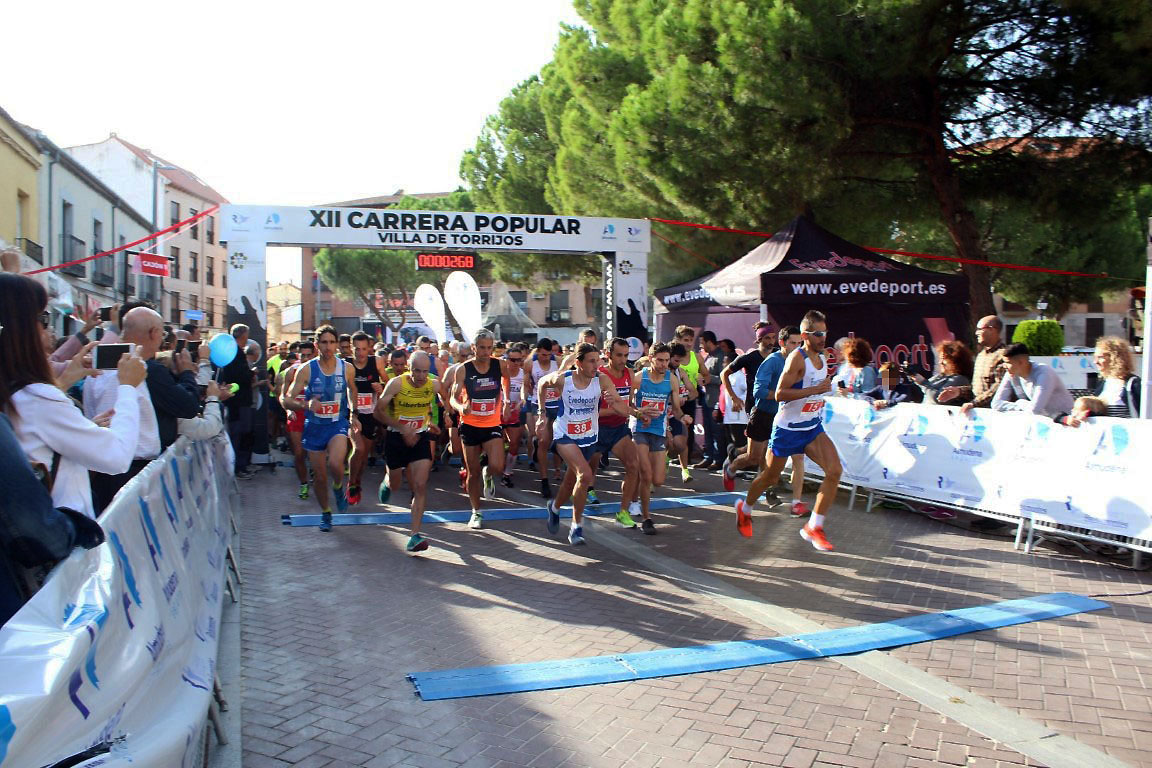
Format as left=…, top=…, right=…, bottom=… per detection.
left=0, top=436, right=235, bottom=768
left=820, top=399, right=1152, bottom=540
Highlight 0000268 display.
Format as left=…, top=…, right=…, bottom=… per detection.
left=415, top=252, right=476, bottom=270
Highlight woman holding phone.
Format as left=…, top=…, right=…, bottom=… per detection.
left=0, top=273, right=147, bottom=518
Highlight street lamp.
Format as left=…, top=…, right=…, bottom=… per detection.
left=1036, top=297, right=1048, bottom=321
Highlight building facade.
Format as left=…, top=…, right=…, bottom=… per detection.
left=32, top=132, right=156, bottom=328
left=66, top=135, right=228, bottom=335
left=0, top=106, right=42, bottom=271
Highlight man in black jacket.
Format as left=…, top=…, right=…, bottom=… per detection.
left=88, top=308, right=200, bottom=512
left=217, top=324, right=255, bottom=478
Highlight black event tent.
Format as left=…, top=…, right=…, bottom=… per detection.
left=654, top=216, right=969, bottom=366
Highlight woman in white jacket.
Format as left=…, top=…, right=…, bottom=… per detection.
left=1, top=274, right=147, bottom=518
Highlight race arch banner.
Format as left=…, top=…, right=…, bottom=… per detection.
left=0, top=436, right=236, bottom=768
left=819, top=398, right=1151, bottom=540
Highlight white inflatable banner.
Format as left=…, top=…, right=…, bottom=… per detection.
left=820, top=399, right=1152, bottom=540
left=0, top=436, right=235, bottom=768
left=443, top=270, right=484, bottom=343
left=413, top=284, right=447, bottom=345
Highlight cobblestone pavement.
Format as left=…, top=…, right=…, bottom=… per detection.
left=238, top=451, right=1151, bottom=767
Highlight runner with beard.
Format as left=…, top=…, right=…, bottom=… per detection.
left=630, top=342, right=690, bottom=533
left=346, top=332, right=387, bottom=505
left=734, top=310, right=839, bottom=551
left=589, top=337, right=643, bottom=529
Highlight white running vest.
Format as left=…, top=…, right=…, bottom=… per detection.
left=551, top=371, right=602, bottom=447
left=775, top=351, right=828, bottom=431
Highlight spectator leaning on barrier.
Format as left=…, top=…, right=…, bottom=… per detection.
left=864, top=362, right=924, bottom=409
left=940, top=315, right=1005, bottom=407
left=86, top=307, right=201, bottom=512
left=1092, top=336, right=1142, bottom=418
left=912, top=340, right=974, bottom=405
left=832, top=337, right=879, bottom=395
left=987, top=342, right=1075, bottom=418
left=0, top=273, right=146, bottom=520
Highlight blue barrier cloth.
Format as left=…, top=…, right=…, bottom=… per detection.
left=281, top=493, right=741, bottom=527
left=407, top=593, right=1107, bottom=700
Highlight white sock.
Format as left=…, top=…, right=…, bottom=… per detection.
left=811, top=513, right=825, bottom=528
left=472, top=508, right=480, bottom=516
left=571, top=520, right=580, bottom=529
left=792, top=499, right=803, bottom=507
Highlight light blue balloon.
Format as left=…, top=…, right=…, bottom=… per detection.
left=208, top=333, right=238, bottom=367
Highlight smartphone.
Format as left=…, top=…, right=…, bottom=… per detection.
left=187, top=340, right=201, bottom=356
left=175, top=339, right=187, bottom=353
left=837, top=381, right=847, bottom=389
left=95, top=343, right=136, bottom=370
left=97, top=306, right=114, bottom=322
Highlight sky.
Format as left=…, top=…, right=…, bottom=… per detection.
left=4, top=0, right=584, bottom=284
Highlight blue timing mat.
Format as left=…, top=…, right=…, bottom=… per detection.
left=281, top=492, right=740, bottom=527
left=407, top=593, right=1107, bottom=700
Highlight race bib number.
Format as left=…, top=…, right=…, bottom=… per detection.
left=801, top=399, right=824, bottom=414
left=544, top=390, right=561, bottom=405
left=567, top=418, right=593, bottom=437
left=640, top=395, right=667, bottom=414
left=471, top=398, right=497, bottom=416
left=398, top=415, right=425, bottom=431
left=356, top=393, right=375, bottom=413
left=315, top=400, right=339, bottom=418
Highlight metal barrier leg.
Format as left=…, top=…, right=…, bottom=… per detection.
left=848, top=484, right=857, bottom=511
left=865, top=490, right=875, bottom=513
left=229, top=510, right=238, bottom=536
left=1014, top=518, right=1026, bottom=550
left=226, top=545, right=242, bottom=585
left=224, top=571, right=237, bottom=603
left=1133, top=549, right=1144, bottom=570
left=1024, top=517, right=1037, bottom=554
left=207, top=701, right=228, bottom=745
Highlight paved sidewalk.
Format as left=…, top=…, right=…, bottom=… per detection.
left=238, top=456, right=1151, bottom=767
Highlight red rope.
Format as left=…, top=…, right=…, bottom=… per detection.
left=23, top=204, right=221, bottom=276
left=652, top=230, right=720, bottom=268
left=647, top=215, right=1117, bottom=279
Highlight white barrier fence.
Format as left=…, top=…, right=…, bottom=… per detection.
left=818, top=398, right=1152, bottom=545
left=0, top=435, right=235, bottom=768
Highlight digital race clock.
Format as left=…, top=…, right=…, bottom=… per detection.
left=414, top=252, right=477, bottom=270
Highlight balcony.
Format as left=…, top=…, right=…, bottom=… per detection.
left=59, top=235, right=86, bottom=278
left=16, top=238, right=43, bottom=264
left=91, top=254, right=115, bottom=287
left=139, top=276, right=160, bottom=302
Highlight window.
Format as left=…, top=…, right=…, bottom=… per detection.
left=190, top=252, right=199, bottom=282
left=206, top=216, right=215, bottom=245
left=509, top=290, right=528, bottom=312
left=206, top=297, right=214, bottom=326
left=169, top=201, right=180, bottom=228
left=548, top=290, right=570, bottom=323
left=1086, top=296, right=1104, bottom=313
left=170, top=291, right=181, bottom=323
left=206, top=257, right=214, bottom=286
left=170, top=246, right=181, bottom=279
left=587, top=288, right=603, bottom=322
left=189, top=295, right=198, bottom=311
left=189, top=208, right=199, bottom=240
left=92, top=219, right=103, bottom=253
left=1085, top=317, right=1104, bottom=347
left=479, top=290, right=489, bottom=309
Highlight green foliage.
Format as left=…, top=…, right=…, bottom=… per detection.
left=313, top=248, right=419, bottom=333
left=463, top=0, right=1152, bottom=309
left=1012, top=320, right=1065, bottom=355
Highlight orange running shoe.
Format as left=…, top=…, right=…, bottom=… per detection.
left=800, top=525, right=834, bottom=551
left=735, top=499, right=753, bottom=538
left=790, top=501, right=810, bottom=518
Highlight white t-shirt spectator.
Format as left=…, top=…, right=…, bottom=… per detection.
left=722, top=370, right=750, bottom=425
left=10, top=383, right=141, bottom=518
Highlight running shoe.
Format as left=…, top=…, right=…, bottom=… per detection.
left=347, top=484, right=362, bottom=506
left=735, top=499, right=753, bottom=538
left=378, top=479, right=391, bottom=505
left=546, top=500, right=560, bottom=535
left=615, top=508, right=638, bottom=529
left=482, top=466, right=495, bottom=499
left=500, top=474, right=514, bottom=489
left=236, top=470, right=256, bottom=480
left=800, top=525, right=835, bottom=551
left=468, top=511, right=483, bottom=530
left=681, top=467, right=693, bottom=484
left=568, top=525, right=586, bottom=546
left=790, top=500, right=811, bottom=518
left=641, top=518, right=656, bottom=535
left=298, top=484, right=309, bottom=500
left=406, top=533, right=429, bottom=552
left=540, top=478, right=552, bottom=499
left=319, top=511, right=333, bottom=532
left=528, top=459, right=537, bottom=472
left=587, top=489, right=600, bottom=505
left=764, top=488, right=783, bottom=506
left=333, top=483, right=348, bottom=513
left=722, top=457, right=736, bottom=491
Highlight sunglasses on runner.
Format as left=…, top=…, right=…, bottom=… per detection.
left=804, top=330, right=827, bottom=338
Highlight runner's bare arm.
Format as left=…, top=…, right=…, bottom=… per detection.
left=775, top=350, right=831, bottom=401
left=450, top=364, right=469, bottom=413
left=283, top=367, right=307, bottom=411
left=345, top=362, right=361, bottom=427
left=676, top=368, right=697, bottom=400
left=373, top=375, right=406, bottom=429
left=597, top=373, right=630, bottom=417
left=720, top=360, right=738, bottom=402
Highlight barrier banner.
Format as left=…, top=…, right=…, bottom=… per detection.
left=0, top=436, right=235, bottom=768
left=820, top=399, right=1152, bottom=540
